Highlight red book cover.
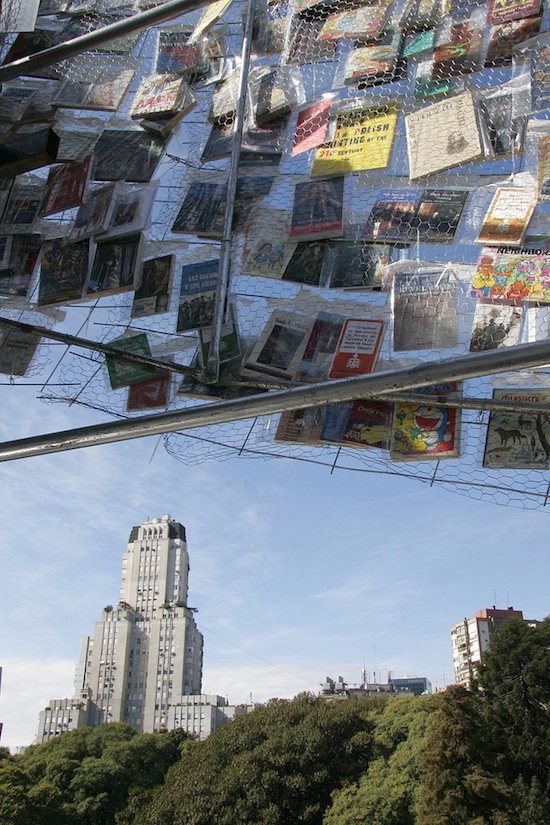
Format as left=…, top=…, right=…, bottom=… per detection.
left=291, top=100, right=331, bottom=157
left=487, top=0, right=541, bottom=24
left=328, top=318, right=385, bottom=379
left=41, top=156, right=91, bottom=216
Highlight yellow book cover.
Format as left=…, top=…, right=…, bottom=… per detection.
left=312, top=104, right=398, bottom=176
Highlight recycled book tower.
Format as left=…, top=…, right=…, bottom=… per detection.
left=0, top=0, right=549, bottom=508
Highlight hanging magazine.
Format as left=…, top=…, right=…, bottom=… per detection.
left=483, top=388, right=550, bottom=469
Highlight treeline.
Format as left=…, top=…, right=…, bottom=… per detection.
left=2, top=618, right=549, bottom=825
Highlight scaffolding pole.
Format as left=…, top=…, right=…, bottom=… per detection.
left=0, top=340, right=550, bottom=461
left=0, top=0, right=211, bottom=82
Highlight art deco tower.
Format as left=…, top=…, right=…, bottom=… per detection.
left=72, top=515, right=203, bottom=733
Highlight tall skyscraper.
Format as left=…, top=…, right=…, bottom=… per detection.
left=37, top=516, right=215, bottom=741
left=450, top=606, right=533, bottom=686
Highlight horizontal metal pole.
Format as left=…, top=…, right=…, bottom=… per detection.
left=0, top=0, right=210, bottom=82
left=0, top=316, right=197, bottom=377
left=1, top=340, right=550, bottom=461
left=377, top=393, right=550, bottom=415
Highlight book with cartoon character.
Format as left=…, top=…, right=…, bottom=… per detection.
left=390, top=382, right=461, bottom=460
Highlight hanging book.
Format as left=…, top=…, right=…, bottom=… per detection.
left=0, top=127, right=59, bottom=178
left=470, top=247, right=550, bottom=303
left=400, top=0, right=440, bottom=32
left=325, top=241, right=395, bottom=289
left=100, top=182, right=158, bottom=238
left=487, top=0, right=540, bottom=24
left=391, top=388, right=460, bottom=461
left=483, top=388, right=550, bottom=470
left=86, top=233, right=143, bottom=298
left=538, top=135, right=550, bottom=201
left=177, top=258, right=218, bottom=332
left=2, top=175, right=46, bottom=229
left=38, top=238, right=90, bottom=305
left=393, top=271, right=457, bottom=351
left=209, top=74, right=240, bottom=122
left=318, top=5, right=391, bottom=42
left=289, top=177, right=344, bottom=241
left=312, top=103, right=398, bottom=176
left=127, top=367, right=171, bottom=411
left=320, top=399, right=394, bottom=449
left=328, top=318, right=385, bottom=379
left=71, top=184, right=116, bottom=239
left=253, top=0, right=291, bottom=54
left=41, top=155, right=91, bottom=216
left=242, top=209, right=290, bottom=278
left=469, top=300, right=523, bottom=352
left=130, top=74, right=195, bottom=120
left=93, top=130, right=165, bottom=182
left=282, top=240, right=330, bottom=286
left=249, top=66, right=305, bottom=126
left=0, top=326, right=41, bottom=376
left=362, top=188, right=423, bottom=241
left=275, top=407, right=324, bottom=444
left=0, top=234, right=41, bottom=297
left=188, top=0, right=233, bottom=42
left=431, top=16, right=484, bottom=80
left=156, top=28, right=199, bottom=75
left=53, top=61, right=135, bottom=111
left=291, top=99, right=331, bottom=157
left=105, top=333, right=156, bottom=390
left=413, top=188, right=469, bottom=243
left=346, top=30, right=404, bottom=87
left=131, top=254, right=174, bottom=317
left=476, top=187, right=536, bottom=246
left=531, top=41, right=550, bottom=112
left=285, top=14, right=337, bottom=65
left=297, top=311, right=345, bottom=383
left=485, top=15, right=541, bottom=67
left=201, top=121, right=235, bottom=161
left=405, top=91, right=482, bottom=180
left=243, top=309, right=315, bottom=382
left=478, top=85, right=527, bottom=159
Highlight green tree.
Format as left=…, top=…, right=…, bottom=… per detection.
left=324, top=695, right=437, bottom=825
left=475, top=618, right=550, bottom=793
left=132, top=694, right=384, bottom=825
left=416, top=685, right=512, bottom=825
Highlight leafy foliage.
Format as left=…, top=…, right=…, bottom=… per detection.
left=132, top=693, right=384, bottom=825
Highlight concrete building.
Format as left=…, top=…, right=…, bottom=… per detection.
left=320, top=673, right=432, bottom=700
left=450, top=606, right=532, bottom=687
left=36, top=516, right=252, bottom=744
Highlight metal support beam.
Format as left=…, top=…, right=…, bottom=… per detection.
left=0, top=316, right=197, bottom=377
left=0, top=0, right=211, bottom=82
left=377, top=392, right=550, bottom=415
left=204, top=0, right=256, bottom=383
left=0, top=340, right=550, bottom=461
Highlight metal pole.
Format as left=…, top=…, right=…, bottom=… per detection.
left=376, top=392, right=550, bottom=415
left=0, top=317, right=197, bottom=377
left=0, top=0, right=212, bottom=82
left=204, top=0, right=256, bottom=383
left=1, top=340, right=550, bottom=460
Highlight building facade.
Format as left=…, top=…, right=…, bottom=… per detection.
left=450, top=606, right=527, bottom=686
left=36, top=516, right=252, bottom=744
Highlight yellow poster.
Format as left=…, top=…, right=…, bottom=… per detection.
left=312, top=104, right=398, bottom=176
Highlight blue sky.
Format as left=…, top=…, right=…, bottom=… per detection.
left=1, top=382, right=549, bottom=750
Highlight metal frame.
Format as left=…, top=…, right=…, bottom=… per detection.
left=1, top=341, right=550, bottom=461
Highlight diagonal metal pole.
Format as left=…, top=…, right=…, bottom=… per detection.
left=1, top=340, right=550, bottom=460
left=204, top=0, right=256, bottom=383
left=0, top=0, right=213, bottom=82
left=0, top=316, right=198, bottom=377
left=373, top=392, right=550, bottom=415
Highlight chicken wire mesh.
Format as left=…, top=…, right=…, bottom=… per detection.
left=0, top=0, right=549, bottom=510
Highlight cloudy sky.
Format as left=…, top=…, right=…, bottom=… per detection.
left=1, top=377, right=549, bottom=751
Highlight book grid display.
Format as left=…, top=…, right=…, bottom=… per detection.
left=0, top=0, right=550, bottom=509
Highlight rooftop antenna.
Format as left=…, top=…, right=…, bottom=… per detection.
left=493, top=589, right=498, bottom=608
left=506, top=591, right=511, bottom=607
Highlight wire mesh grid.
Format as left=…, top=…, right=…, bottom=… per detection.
left=0, top=0, right=549, bottom=510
